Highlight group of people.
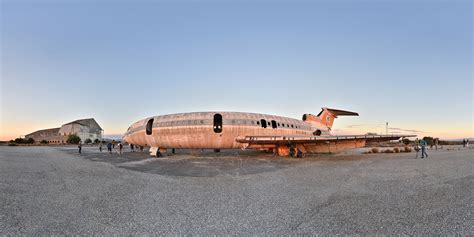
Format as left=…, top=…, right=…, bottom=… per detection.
left=128, top=143, right=144, bottom=152
left=99, top=141, right=124, bottom=154
left=414, top=138, right=429, bottom=159
left=77, top=140, right=144, bottom=155
left=462, top=139, right=470, bottom=148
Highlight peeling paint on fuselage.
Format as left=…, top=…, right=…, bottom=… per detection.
left=123, top=112, right=329, bottom=149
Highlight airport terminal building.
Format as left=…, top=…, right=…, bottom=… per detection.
left=25, top=118, right=103, bottom=144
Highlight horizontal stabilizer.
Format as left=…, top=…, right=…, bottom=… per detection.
left=325, top=108, right=359, bottom=116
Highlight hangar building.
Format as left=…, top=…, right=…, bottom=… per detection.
left=25, top=118, right=103, bottom=144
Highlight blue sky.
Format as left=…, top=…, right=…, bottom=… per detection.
left=1, top=0, right=472, bottom=140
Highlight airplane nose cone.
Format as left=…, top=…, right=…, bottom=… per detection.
left=122, top=133, right=129, bottom=143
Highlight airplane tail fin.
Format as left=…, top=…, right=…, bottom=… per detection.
left=303, top=107, right=358, bottom=129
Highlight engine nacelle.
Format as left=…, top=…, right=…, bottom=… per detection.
left=302, top=114, right=320, bottom=123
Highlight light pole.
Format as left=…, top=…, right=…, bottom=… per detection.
left=386, top=122, right=388, bottom=135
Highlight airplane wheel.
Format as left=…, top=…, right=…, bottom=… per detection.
left=156, top=150, right=162, bottom=158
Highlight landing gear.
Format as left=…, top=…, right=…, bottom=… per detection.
left=290, top=147, right=304, bottom=158
left=149, top=147, right=165, bottom=158
left=297, top=149, right=304, bottom=158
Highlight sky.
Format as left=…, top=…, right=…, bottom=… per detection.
left=1, top=0, right=472, bottom=140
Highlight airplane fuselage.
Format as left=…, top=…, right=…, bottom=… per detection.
left=123, top=111, right=329, bottom=149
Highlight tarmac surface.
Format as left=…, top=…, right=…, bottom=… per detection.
left=0, top=145, right=472, bottom=235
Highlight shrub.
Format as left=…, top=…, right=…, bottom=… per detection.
left=393, top=147, right=400, bottom=153
left=8, top=143, right=18, bottom=146
left=14, top=138, right=25, bottom=144
left=26, top=138, right=35, bottom=144
left=383, top=149, right=393, bottom=153
left=404, top=146, right=412, bottom=152
left=40, top=140, right=48, bottom=144
left=67, top=134, right=81, bottom=144
left=371, top=148, right=379, bottom=153
left=94, top=138, right=100, bottom=144
left=84, top=138, right=92, bottom=144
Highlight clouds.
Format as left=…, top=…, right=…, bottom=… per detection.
left=340, top=124, right=427, bottom=135
left=345, top=124, right=384, bottom=129
left=388, top=127, right=426, bottom=134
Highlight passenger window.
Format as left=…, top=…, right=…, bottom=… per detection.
left=213, top=114, right=223, bottom=133
left=271, top=120, right=277, bottom=129
left=146, top=118, right=154, bottom=135
left=260, top=119, right=267, bottom=128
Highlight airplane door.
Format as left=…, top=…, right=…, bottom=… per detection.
left=213, top=114, right=222, bottom=133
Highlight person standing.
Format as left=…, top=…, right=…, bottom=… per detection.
left=107, top=142, right=112, bottom=154
left=78, top=141, right=82, bottom=154
left=118, top=142, right=123, bottom=155
left=414, top=138, right=420, bottom=159
left=462, top=139, right=466, bottom=148
left=99, top=141, right=103, bottom=152
left=420, top=138, right=428, bottom=158
left=130, top=144, right=134, bottom=152
left=467, top=139, right=470, bottom=148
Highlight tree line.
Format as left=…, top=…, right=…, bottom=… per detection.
left=9, top=134, right=102, bottom=145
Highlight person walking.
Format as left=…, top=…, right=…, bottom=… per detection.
left=107, top=142, right=112, bottom=154
left=420, top=138, right=428, bottom=159
left=467, top=139, right=470, bottom=148
left=462, top=139, right=466, bottom=148
left=130, top=144, right=134, bottom=152
left=99, top=141, right=103, bottom=152
left=118, top=142, right=123, bottom=155
left=78, top=141, right=82, bottom=154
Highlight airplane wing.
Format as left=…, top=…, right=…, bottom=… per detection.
left=236, top=134, right=416, bottom=145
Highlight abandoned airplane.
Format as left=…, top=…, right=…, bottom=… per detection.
left=123, top=108, right=414, bottom=157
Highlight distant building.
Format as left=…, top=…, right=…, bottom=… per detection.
left=25, top=118, right=103, bottom=144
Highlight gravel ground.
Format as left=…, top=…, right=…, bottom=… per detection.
left=0, top=146, right=472, bottom=235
